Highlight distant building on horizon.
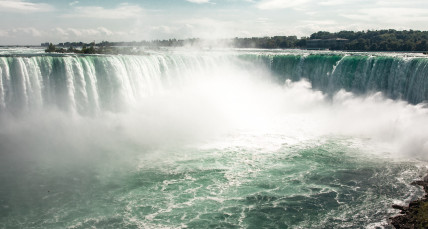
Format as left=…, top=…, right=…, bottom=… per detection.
left=306, top=38, right=349, bottom=50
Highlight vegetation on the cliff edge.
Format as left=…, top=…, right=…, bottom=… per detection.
left=310, top=30, right=428, bottom=51
left=45, top=42, right=150, bottom=55
left=391, top=176, right=428, bottom=228
left=45, top=29, right=428, bottom=54
left=417, top=201, right=428, bottom=226
left=233, top=29, right=428, bottom=51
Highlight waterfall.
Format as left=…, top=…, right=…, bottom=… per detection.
left=268, top=54, right=428, bottom=104
left=1, top=52, right=428, bottom=115
left=0, top=53, right=236, bottom=114
left=1, top=49, right=428, bottom=229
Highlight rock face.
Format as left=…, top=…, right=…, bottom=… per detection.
left=390, top=175, right=428, bottom=229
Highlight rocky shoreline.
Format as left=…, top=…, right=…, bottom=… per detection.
left=390, top=175, right=428, bottom=228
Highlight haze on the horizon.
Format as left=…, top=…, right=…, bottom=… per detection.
left=1, top=0, right=428, bottom=45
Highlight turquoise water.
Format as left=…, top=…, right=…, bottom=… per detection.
left=0, top=134, right=424, bottom=228
left=0, top=48, right=427, bottom=228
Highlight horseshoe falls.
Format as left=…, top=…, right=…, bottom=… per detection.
left=0, top=48, right=428, bottom=228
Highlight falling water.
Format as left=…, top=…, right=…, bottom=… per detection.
left=0, top=48, right=427, bottom=228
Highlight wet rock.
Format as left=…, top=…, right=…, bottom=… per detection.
left=392, top=204, right=406, bottom=212
left=390, top=174, right=428, bottom=228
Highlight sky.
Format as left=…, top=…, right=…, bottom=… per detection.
left=1, top=0, right=428, bottom=45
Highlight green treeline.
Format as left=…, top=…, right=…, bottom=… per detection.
left=44, top=39, right=199, bottom=54
left=46, top=42, right=105, bottom=54
left=44, top=29, right=428, bottom=53
left=310, top=30, right=428, bottom=51
left=232, top=36, right=307, bottom=49
left=232, top=30, right=428, bottom=51
left=44, top=42, right=146, bottom=55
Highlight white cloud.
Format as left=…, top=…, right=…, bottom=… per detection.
left=1, top=0, right=428, bottom=45
left=150, top=25, right=175, bottom=35
left=375, top=0, right=428, bottom=7
left=341, top=8, right=428, bottom=24
left=0, top=29, right=7, bottom=37
left=293, top=22, right=364, bottom=38
left=0, top=0, right=54, bottom=13
left=186, top=0, right=211, bottom=3
left=53, top=28, right=69, bottom=36
left=66, top=28, right=82, bottom=37
left=176, top=18, right=237, bottom=38
left=11, top=27, right=42, bottom=37
left=51, top=27, right=115, bottom=39
left=97, top=27, right=113, bottom=36
left=318, top=0, right=345, bottom=6
left=255, top=17, right=270, bottom=23
left=302, top=20, right=337, bottom=26
left=69, top=1, right=79, bottom=6
left=0, top=27, right=43, bottom=38
left=63, top=3, right=143, bottom=19
left=256, top=0, right=310, bottom=10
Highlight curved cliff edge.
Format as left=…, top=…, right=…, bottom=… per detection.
left=390, top=174, right=428, bottom=228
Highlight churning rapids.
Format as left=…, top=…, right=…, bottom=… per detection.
left=0, top=47, right=428, bottom=228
